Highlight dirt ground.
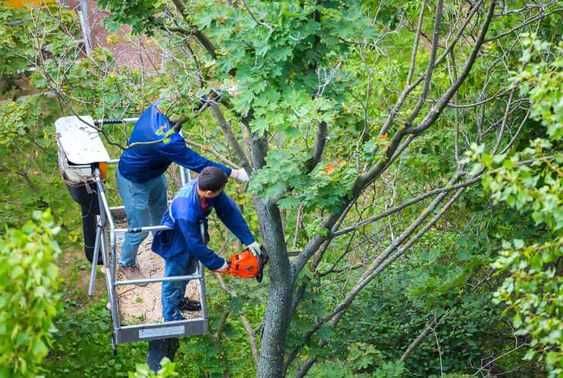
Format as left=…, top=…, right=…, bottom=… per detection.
left=115, top=234, right=202, bottom=325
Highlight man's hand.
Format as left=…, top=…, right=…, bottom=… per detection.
left=214, top=261, right=229, bottom=272
left=230, top=168, right=249, bottom=182
left=246, top=241, right=262, bottom=256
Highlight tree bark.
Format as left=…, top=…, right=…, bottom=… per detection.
left=253, top=199, right=293, bottom=378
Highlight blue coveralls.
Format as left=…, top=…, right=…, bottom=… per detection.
left=117, top=103, right=232, bottom=267
left=152, top=180, right=255, bottom=321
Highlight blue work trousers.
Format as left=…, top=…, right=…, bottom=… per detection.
left=116, top=170, right=167, bottom=267
left=162, top=253, right=198, bottom=321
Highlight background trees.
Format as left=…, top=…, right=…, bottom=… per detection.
left=0, top=1, right=560, bottom=377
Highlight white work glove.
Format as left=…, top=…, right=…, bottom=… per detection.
left=246, top=241, right=262, bottom=256
left=230, top=168, right=249, bottom=182
left=215, top=260, right=229, bottom=272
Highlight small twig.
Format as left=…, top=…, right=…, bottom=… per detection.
left=433, top=326, right=444, bottom=377
left=241, top=0, right=272, bottom=30
left=472, top=343, right=529, bottom=376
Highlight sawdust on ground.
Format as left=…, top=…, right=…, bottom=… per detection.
left=115, top=234, right=202, bottom=325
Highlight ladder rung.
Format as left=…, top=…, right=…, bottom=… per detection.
left=114, top=225, right=172, bottom=234
left=115, top=273, right=202, bottom=286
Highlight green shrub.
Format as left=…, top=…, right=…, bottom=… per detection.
left=0, top=210, right=61, bottom=377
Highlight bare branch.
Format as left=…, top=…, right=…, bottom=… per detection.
left=333, top=175, right=480, bottom=237
left=407, top=0, right=428, bottom=85
left=330, top=187, right=466, bottom=329
left=492, top=87, right=516, bottom=153
left=240, top=315, right=260, bottom=366
left=447, top=87, right=513, bottom=108
left=500, top=109, right=531, bottom=154
left=400, top=316, right=440, bottom=362
left=183, top=138, right=241, bottom=168
left=208, top=103, right=253, bottom=172
left=215, top=273, right=259, bottom=367
left=406, top=0, right=497, bottom=135
left=485, top=6, right=561, bottom=43
left=472, top=343, right=529, bottom=376
left=403, top=0, right=444, bottom=126
left=296, top=357, right=317, bottom=378
left=241, top=0, right=273, bottom=30
left=288, top=175, right=462, bottom=366
left=379, top=0, right=483, bottom=136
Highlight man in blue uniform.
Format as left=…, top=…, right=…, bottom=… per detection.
left=147, top=166, right=261, bottom=371
left=152, top=166, right=261, bottom=320
left=117, top=103, right=249, bottom=281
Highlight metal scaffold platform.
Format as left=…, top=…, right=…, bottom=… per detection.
left=55, top=115, right=208, bottom=349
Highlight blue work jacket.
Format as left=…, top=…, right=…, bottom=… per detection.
left=118, top=103, right=232, bottom=183
left=152, top=181, right=255, bottom=270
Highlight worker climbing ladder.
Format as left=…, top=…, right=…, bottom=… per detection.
left=55, top=115, right=209, bottom=350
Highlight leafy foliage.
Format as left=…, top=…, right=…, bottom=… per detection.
left=129, top=358, right=178, bottom=378
left=476, top=35, right=562, bottom=377
left=0, top=210, right=61, bottom=377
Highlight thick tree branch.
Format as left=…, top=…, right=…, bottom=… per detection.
left=304, top=121, right=328, bottom=173
left=170, top=0, right=217, bottom=58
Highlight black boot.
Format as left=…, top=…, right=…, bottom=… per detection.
left=178, top=298, right=201, bottom=312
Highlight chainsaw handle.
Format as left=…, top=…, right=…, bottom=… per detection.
left=256, top=249, right=269, bottom=283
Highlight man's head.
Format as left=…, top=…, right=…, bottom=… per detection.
left=197, top=166, right=228, bottom=199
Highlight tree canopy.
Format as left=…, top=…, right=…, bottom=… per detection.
left=0, top=1, right=561, bottom=377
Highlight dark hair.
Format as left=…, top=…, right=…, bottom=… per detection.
left=198, top=166, right=228, bottom=192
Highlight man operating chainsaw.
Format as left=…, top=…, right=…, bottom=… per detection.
left=152, top=166, right=262, bottom=320
left=147, top=166, right=263, bottom=371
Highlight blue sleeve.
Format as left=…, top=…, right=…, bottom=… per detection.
left=214, top=193, right=255, bottom=245
left=161, top=138, right=232, bottom=175
left=178, top=219, right=225, bottom=270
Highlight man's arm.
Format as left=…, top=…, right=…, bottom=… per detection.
left=162, top=139, right=232, bottom=176
left=178, top=219, right=226, bottom=270
left=214, top=193, right=255, bottom=246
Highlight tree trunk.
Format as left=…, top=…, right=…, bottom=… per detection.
left=253, top=199, right=293, bottom=378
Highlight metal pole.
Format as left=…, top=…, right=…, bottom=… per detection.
left=78, top=0, right=92, bottom=55
left=87, top=216, right=102, bottom=296
left=94, top=169, right=120, bottom=334
left=114, top=225, right=171, bottom=234
left=198, top=261, right=208, bottom=324
left=114, top=273, right=202, bottom=286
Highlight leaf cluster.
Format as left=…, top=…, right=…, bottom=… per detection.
left=0, top=210, right=61, bottom=377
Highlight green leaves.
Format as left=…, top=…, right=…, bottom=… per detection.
left=250, top=148, right=357, bottom=214
left=347, top=342, right=384, bottom=371
left=482, top=35, right=563, bottom=378
left=0, top=210, right=61, bottom=377
left=129, top=358, right=178, bottom=378
left=513, top=34, right=563, bottom=140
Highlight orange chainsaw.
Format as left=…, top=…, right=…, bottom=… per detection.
left=221, top=247, right=269, bottom=282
